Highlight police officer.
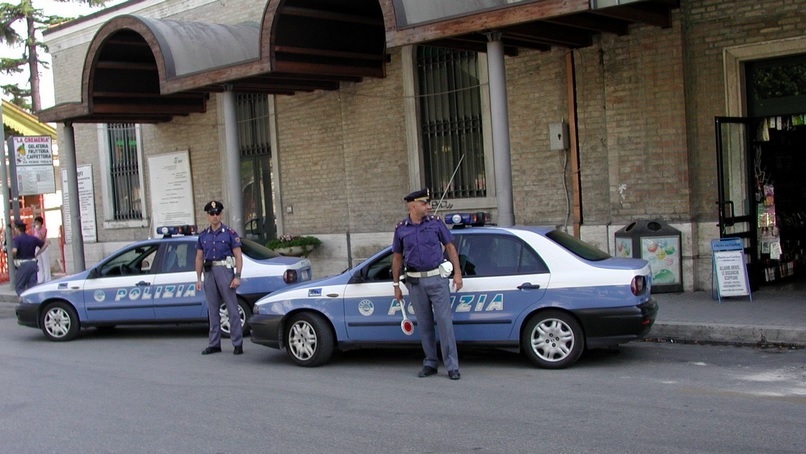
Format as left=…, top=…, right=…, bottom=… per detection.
left=195, top=201, right=245, bottom=355
left=392, top=189, right=463, bottom=380
left=11, top=221, right=47, bottom=296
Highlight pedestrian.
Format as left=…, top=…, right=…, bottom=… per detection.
left=33, top=216, right=51, bottom=283
left=195, top=200, right=245, bottom=355
left=391, top=188, right=464, bottom=380
left=11, top=221, right=47, bottom=295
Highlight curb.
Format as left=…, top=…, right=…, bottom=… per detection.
left=649, top=322, right=806, bottom=348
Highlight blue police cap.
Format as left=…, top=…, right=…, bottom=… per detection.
left=403, top=188, right=430, bottom=203
left=204, top=200, right=224, bottom=213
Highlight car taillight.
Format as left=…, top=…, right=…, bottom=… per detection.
left=284, top=269, right=298, bottom=284
left=630, top=276, right=646, bottom=295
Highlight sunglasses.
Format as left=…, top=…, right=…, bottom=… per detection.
left=208, top=211, right=222, bottom=216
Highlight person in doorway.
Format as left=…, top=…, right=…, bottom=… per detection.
left=11, top=221, right=46, bottom=295
left=392, top=188, right=464, bottom=380
left=33, top=216, right=51, bottom=283
left=195, top=200, right=245, bottom=355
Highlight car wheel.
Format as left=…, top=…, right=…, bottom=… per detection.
left=521, top=310, right=584, bottom=369
left=40, top=301, right=80, bottom=342
left=285, top=312, right=334, bottom=367
left=219, top=299, right=251, bottom=337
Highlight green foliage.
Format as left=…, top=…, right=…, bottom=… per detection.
left=266, top=235, right=321, bottom=250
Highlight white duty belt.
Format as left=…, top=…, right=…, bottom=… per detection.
left=406, top=268, right=440, bottom=278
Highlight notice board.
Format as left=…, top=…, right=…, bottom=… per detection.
left=711, top=238, right=752, bottom=302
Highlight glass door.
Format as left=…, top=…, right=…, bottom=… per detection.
left=715, top=117, right=758, bottom=287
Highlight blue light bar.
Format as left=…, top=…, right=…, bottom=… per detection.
left=444, top=212, right=491, bottom=228
left=157, top=225, right=197, bottom=237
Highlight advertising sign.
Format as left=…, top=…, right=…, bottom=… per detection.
left=11, top=136, right=56, bottom=195
left=711, top=238, right=751, bottom=302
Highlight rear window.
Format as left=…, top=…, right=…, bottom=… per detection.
left=546, top=230, right=611, bottom=261
left=240, top=238, right=281, bottom=260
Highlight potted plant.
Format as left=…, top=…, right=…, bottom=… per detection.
left=266, top=235, right=321, bottom=257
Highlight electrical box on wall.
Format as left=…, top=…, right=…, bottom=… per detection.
left=549, top=122, right=569, bottom=151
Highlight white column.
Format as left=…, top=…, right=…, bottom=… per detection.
left=62, top=122, right=86, bottom=271
left=487, top=32, right=514, bottom=227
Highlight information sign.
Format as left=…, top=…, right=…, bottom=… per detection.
left=711, top=238, right=752, bottom=302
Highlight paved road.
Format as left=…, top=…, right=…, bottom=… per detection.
left=2, top=314, right=804, bottom=453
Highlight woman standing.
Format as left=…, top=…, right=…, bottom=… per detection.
left=33, top=216, right=51, bottom=283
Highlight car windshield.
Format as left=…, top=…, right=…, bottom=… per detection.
left=240, top=238, right=281, bottom=259
left=546, top=229, right=611, bottom=261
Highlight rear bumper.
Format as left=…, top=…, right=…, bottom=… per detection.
left=248, top=313, right=283, bottom=349
left=576, top=297, right=658, bottom=349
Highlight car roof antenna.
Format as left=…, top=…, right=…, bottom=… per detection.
left=433, top=154, right=465, bottom=218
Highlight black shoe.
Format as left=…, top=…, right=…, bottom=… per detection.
left=418, top=366, right=438, bottom=377
left=233, top=346, right=243, bottom=355
left=201, top=346, right=221, bottom=355
left=448, top=370, right=461, bottom=380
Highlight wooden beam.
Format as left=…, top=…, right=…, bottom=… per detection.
left=544, top=13, right=629, bottom=36
left=280, top=6, right=383, bottom=26
left=95, top=61, right=157, bottom=71
left=274, top=45, right=385, bottom=62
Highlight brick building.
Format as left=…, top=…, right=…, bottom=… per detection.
left=40, top=0, right=806, bottom=291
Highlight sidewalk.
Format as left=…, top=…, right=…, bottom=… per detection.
left=1, top=280, right=803, bottom=347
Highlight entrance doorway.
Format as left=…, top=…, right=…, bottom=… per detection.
left=716, top=53, right=806, bottom=289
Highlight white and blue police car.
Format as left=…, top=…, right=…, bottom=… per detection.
left=249, top=215, right=658, bottom=369
left=16, top=226, right=313, bottom=342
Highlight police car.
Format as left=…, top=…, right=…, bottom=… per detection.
left=249, top=216, right=658, bottom=369
left=16, top=226, right=313, bottom=342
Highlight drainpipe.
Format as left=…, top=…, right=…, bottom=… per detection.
left=486, top=32, right=514, bottom=227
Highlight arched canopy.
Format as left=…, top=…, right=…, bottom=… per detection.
left=38, top=0, right=678, bottom=124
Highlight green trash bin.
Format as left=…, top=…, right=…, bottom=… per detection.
left=614, top=220, right=682, bottom=293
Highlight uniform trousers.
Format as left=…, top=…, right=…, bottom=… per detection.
left=15, top=261, right=38, bottom=295
left=406, top=274, right=459, bottom=371
left=204, top=265, right=243, bottom=348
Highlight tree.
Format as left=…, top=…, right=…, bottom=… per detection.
left=0, top=0, right=106, bottom=112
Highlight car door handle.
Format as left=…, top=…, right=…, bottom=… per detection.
left=517, top=282, right=541, bottom=290
left=136, top=281, right=151, bottom=286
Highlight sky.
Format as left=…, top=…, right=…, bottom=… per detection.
left=0, top=0, right=125, bottom=110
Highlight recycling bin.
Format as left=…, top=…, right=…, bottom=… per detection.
left=614, top=220, right=682, bottom=293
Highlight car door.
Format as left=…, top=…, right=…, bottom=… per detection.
left=82, top=243, right=159, bottom=323
left=342, top=249, right=413, bottom=341
left=152, top=240, right=206, bottom=321
left=451, top=232, right=549, bottom=341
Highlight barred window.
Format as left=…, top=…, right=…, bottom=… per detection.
left=416, top=46, right=486, bottom=200
left=106, top=123, right=142, bottom=220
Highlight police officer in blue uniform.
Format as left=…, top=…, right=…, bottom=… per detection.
left=195, top=201, right=245, bottom=355
left=11, top=221, right=46, bottom=296
left=392, top=189, right=464, bottom=380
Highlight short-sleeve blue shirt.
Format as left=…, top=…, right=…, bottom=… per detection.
left=196, top=223, right=242, bottom=261
left=392, top=215, right=453, bottom=271
left=12, top=233, right=44, bottom=260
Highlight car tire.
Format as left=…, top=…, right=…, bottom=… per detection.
left=285, top=312, right=334, bottom=367
left=220, top=299, right=252, bottom=338
left=521, top=310, right=584, bottom=369
left=40, top=301, right=80, bottom=342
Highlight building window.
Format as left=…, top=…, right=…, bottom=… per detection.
left=416, top=46, right=486, bottom=200
left=237, top=94, right=276, bottom=242
left=105, top=123, right=143, bottom=221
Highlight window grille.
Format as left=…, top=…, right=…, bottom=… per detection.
left=106, top=123, right=142, bottom=220
left=417, top=46, right=486, bottom=200
left=237, top=93, right=271, bottom=157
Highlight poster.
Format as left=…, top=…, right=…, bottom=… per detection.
left=641, top=236, right=681, bottom=285
left=61, top=165, right=97, bottom=243
left=148, top=151, right=195, bottom=229
left=713, top=250, right=750, bottom=297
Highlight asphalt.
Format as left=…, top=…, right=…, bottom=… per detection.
left=1, top=279, right=804, bottom=348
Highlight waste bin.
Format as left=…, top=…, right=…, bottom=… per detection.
left=614, top=220, right=682, bottom=293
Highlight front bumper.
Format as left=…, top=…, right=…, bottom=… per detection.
left=248, top=313, right=284, bottom=349
left=16, top=303, right=40, bottom=328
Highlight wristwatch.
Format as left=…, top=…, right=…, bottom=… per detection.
left=392, top=282, right=399, bottom=287
left=234, top=272, right=241, bottom=278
